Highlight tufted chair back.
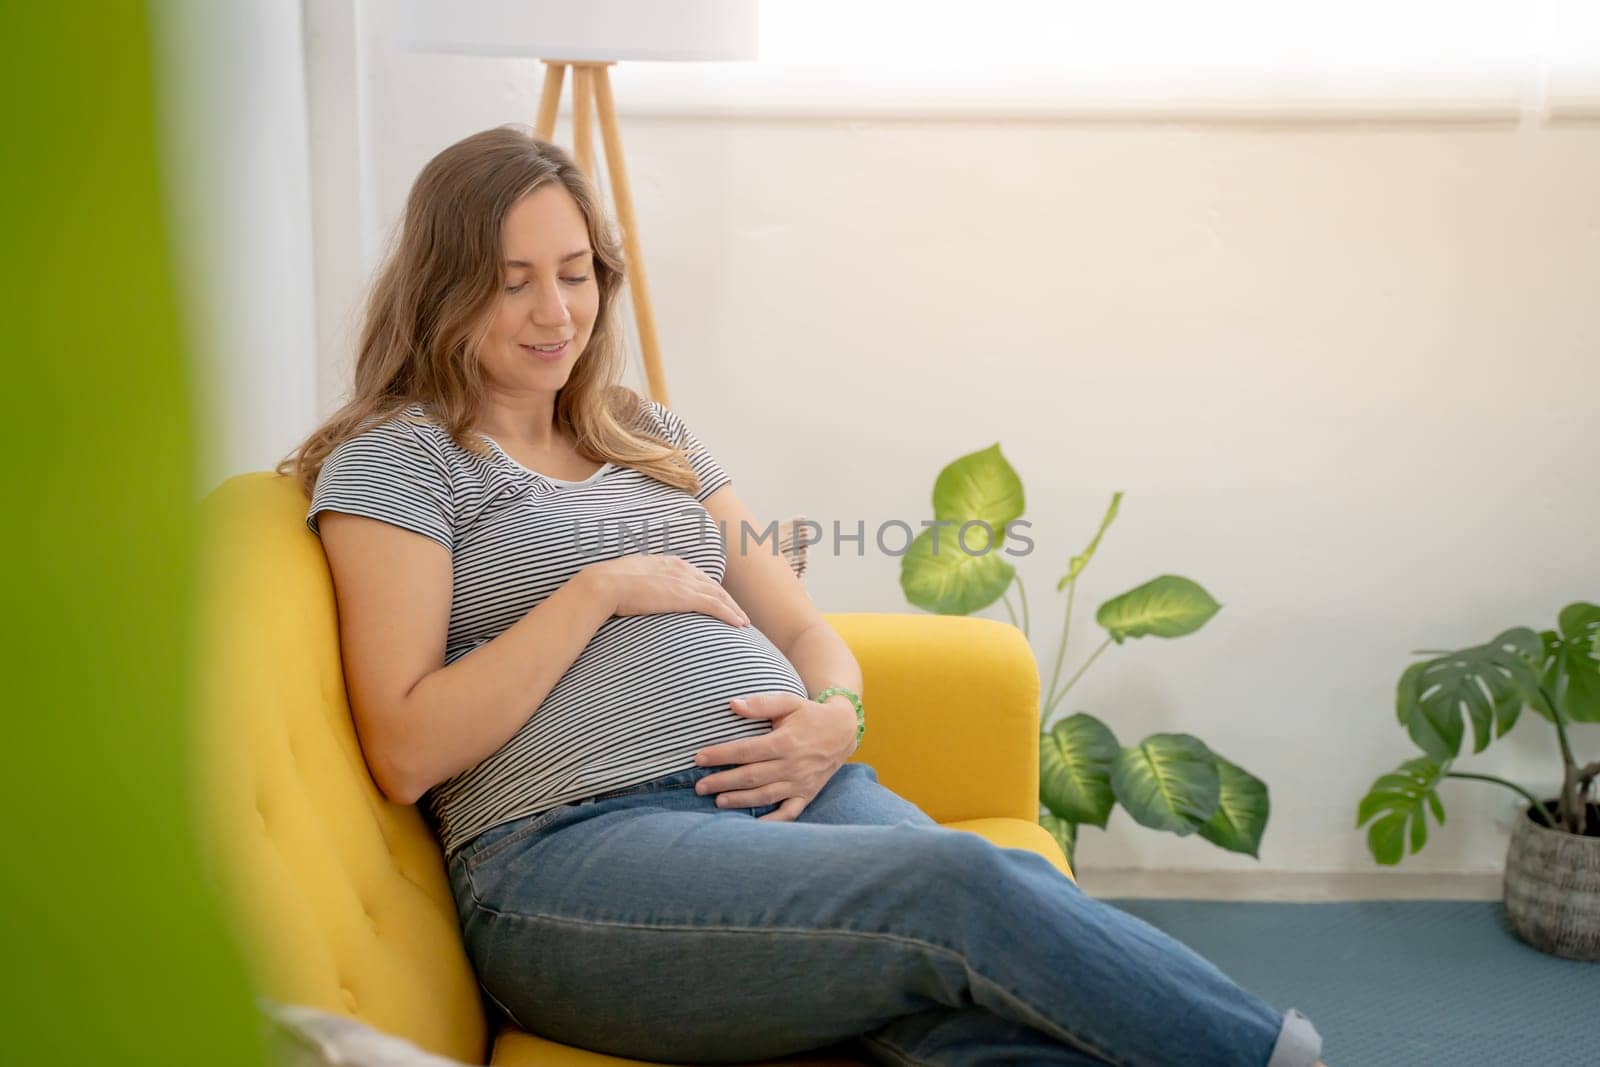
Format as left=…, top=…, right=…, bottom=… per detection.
left=194, top=472, right=491, bottom=1063
left=192, top=472, right=817, bottom=1064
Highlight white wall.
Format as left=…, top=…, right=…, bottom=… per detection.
left=151, top=0, right=319, bottom=496
left=305, top=3, right=1600, bottom=876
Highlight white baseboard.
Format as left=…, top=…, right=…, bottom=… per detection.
left=1075, top=867, right=1503, bottom=902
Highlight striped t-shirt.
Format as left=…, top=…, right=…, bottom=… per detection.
left=305, top=397, right=807, bottom=858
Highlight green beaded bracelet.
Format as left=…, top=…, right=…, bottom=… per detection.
left=814, top=686, right=865, bottom=745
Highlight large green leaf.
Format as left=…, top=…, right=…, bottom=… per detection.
left=899, top=525, right=1015, bottom=615
left=931, top=443, right=1024, bottom=526
left=1195, top=755, right=1270, bottom=858
left=1356, top=756, right=1448, bottom=866
left=1040, top=713, right=1120, bottom=828
left=1039, top=810, right=1079, bottom=871
left=1543, top=602, right=1600, bottom=723
left=1056, top=491, right=1122, bottom=591
left=1095, top=576, right=1222, bottom=645
left=1110, top=734, right=1220, bottom=835
left=1396, top=628, right=1541, bottom=761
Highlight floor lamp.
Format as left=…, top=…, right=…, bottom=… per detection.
left=393, top=0, right=759, bottom=407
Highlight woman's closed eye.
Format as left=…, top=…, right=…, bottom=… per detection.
left=504, top=276, right=589, bottom=293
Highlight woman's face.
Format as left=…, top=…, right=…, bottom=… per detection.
left=477, top=183, right=600, bottom=396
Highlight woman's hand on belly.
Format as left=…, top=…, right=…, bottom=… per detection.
left=689, top=692, right=860, bottom=821
left=587, top=552, right=750, bottom=628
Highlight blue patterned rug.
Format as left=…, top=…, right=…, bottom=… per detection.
left=1101, top=898, right=1598, bottom=1066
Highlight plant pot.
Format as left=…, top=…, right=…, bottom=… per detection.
left=1502, top=800, right=1600, bottom=961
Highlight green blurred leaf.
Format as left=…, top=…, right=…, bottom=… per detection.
left=1533, top=628, right=1563, bottom=723
left=1396, top=629, right=1541, bottom=761
left=931, top=443, right=1024, bottom=526
left=1110, top=734, right=1221, bottom=835
left=899, top=525, right=1015, bottom=615
left=1367, top=811, right=1410, bottom=866
left=1056, top=491, right=1122, bottom=591
left=1095, top=575, right=1222, bottom=644
left=1195, top=755, right=1270, bottom=858
left=1356, top=756, right=1448, bottom=866
left=1040, top=714, right=1121, bottom=828
left=1549, top=602, right=1600, bottom=723
left=3, top=4, right=269, bottom=1062
left=1409, top=805, right=1428, bottom=852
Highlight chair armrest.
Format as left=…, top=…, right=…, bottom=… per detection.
left=823, top=612, right=1041, bottom=825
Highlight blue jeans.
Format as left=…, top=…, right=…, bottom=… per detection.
left=446, top=762, right=1322, bottom=1066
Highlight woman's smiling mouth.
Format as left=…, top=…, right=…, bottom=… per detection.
left=521, top=340, right=570, bottom=361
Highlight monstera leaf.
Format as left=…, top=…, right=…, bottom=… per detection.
left=1040, top=713, right=1120, bottom=828
left=1195, top=756, right=1270, bottom=858
left=1096, top=576, right=1222, bottom=644
left=1397, top=628, right=1542, bottom=761
left=1538, top=601, right=1600, bottom=723
left=901, top=444, right=1024, bottom=615
left=1356, top=756, right=1448, bottom=865
left=1110, top=733, right=1220, bottom=835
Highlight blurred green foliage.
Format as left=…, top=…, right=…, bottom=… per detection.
left=1, top=3, right=266, bottom=1063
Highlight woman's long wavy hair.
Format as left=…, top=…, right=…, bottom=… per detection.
left=277, top=125, right=699, bottom=497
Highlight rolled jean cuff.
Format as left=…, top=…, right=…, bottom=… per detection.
left=1266, top=1008, right=1322, bottom=1067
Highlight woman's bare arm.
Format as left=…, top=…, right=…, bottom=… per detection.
left=318, top=510, right=617, bottom=805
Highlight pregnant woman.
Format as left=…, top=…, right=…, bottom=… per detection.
left=283, top=126, right=1324, bottom=1067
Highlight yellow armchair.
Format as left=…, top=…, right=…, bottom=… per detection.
left=195, top=472, right=1072, bottom=1067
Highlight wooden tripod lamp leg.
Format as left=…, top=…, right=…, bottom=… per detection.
left=571, top=66, right=595, bottom=177
left=535, top=61, right=565, bottom=140
left=592, top=64, right=670, bottom=407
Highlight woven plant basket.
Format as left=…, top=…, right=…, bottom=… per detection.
left=1502, top=800, right=1600, bottom=961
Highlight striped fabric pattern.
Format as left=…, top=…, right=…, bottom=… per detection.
left=306, top=398, right=808, bottom=858
left=776, top=516, right=809, bottom=579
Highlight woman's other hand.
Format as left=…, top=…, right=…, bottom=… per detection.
left=586, top=552, right=751, bottom=628
left=691, top=693, right=859, bottom=821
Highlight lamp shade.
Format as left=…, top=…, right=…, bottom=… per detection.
left=391, top=0, right=759, bottom=62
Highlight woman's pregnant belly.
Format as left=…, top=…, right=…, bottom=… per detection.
left=437, top=612, right=810, bottom=824
left=556, top=610, right=807, bottom=715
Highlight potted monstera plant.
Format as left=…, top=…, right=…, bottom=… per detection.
left=899, top=443, right=1269, bottom=871
left=1356, top=602, right=1600, bottom=960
